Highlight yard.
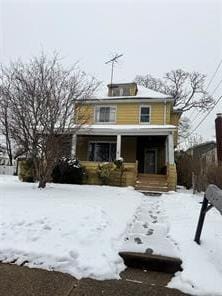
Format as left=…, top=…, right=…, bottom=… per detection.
left=0, top=176, right=222, bottom=296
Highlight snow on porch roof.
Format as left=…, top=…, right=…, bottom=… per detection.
left=92, top=84, right=172, bottom=100
left=76, top=124, right=176, bottom=136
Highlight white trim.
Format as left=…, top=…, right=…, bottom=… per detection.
left=71, top=134, right=77, bottom=157
left=144, top=148, right=158, bottom=174
left=139, top=105, right=151, bottom=124
left=94, top=105, right=117, bottom=124
left=116, top=134, right=121, bottom=159
left=84, top=98, right=174, bottom=104
left=168, top=133, right=174, bottom=164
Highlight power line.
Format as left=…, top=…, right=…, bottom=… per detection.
left=210, top=77, right=222, bottom=96
left=186, top=95, right=222, bottom=138
left=189, top=58, right=222, bottom=122
left=206, top=58, right=222, bottom=91
left=187, top=77, right=222, bottom=134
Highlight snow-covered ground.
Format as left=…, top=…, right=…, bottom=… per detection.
left=0, top=176, right=142, bottom=280
left=0, top=176, right=222, bottom=296
left=122, top=189, right=222, bottom=296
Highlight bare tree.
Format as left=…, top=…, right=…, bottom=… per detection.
left=0, top=81, right=13, bottom=165
left=135, top=69, right=214, bottom=112
left=178, top=116, right=191, bottom=140
left=0, top=53, right=99, bottom=188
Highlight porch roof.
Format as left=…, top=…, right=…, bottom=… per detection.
left=76, top=124, right=176, bottom=136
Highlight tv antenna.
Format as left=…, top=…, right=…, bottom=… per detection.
left=105, top=53, right=123, bottom=86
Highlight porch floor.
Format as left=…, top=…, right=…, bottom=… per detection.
left=135, top=174, right=168, bottom=192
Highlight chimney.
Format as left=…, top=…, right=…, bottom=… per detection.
left=215, top=113, right=222, bottom=166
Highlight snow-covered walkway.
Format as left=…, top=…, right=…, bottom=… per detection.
left=122, top=190, right=222, bottom=296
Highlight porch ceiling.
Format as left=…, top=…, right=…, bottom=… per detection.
left=76, top=124, right=176, bottom=136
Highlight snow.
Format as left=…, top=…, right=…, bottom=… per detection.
left=122, top=189, right=222, bottom=296
left=94, top=84, right=172, bottom=100
left=0, top=176, right=142, bottom=280
left=162, top=190, right=222, bottom=296
left=79, top=124, right=176, bottom=130
left=76, top=124, right=176, bottom=136
left=1, top=176, right=222, bottom=296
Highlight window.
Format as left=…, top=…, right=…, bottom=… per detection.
left=95, top=106, right=116, bottom=123
left=88, top=142, right=116, bottom=162
left=140, top=106, right=150, bottom=123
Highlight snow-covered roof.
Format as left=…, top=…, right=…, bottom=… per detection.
left=76, top=124, right=176, bottom=136
left=92, top=84, right=172, bottom=101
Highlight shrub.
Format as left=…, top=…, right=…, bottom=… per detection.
left=19, top=159, right=35, bottom=182
left=97, top=162, right=115, bottom=185
left=52, top=158, right=85, bottom=184
left=114, top=158, right=126, bottom=186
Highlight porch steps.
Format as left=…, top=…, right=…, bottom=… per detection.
left=135, top=174, right=168, bottom=192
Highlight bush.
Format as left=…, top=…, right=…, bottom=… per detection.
left=19, top=159, right=35, bottom=182
left=97, top=162, right=115, bottom=185
left=52, top=158, right=85, bottom=184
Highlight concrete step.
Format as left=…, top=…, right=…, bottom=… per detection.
left=138, top=174, right=166, bottom=178
left=138, top=176, right=167, bottom=181
left=136, top=180, right=168, bottom=186
left=119, top=252, right=183, bottom=274
left=135, top=185, right=169, bottom=192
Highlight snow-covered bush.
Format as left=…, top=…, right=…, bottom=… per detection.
left=113, top=157, right=124, bottom=169
left=52, top=158, right=85, bottom=184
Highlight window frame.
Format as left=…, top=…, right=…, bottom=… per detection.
left=94, top=105, right=117, bottom=124
left=87, top=141, right=116, bottom=162
left=139, top=105, right=151, bottom=124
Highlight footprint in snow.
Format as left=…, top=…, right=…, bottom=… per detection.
left=43, top=225, right=52, bottom=231
left=143, top=223, right=148, bottom=229
left=146, top=229, right=154, bottom=236
left=134, top=237, right=143, bottom=244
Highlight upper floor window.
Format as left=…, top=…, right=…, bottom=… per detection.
left=140, top=106, right=150, bottom=123
left=95, top=106, right=116, bottom=123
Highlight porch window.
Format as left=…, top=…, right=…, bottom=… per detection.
left=88, top=142, right=116, bottom=162
left=140, top=106, right=150, bottom=123
left=95, top=106, right=116, bottom=123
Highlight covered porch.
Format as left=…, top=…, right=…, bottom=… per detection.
left=71, top=125, right=176, bottom=191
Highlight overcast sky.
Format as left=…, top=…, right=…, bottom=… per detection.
left=1, top=0, right=222, bottom=142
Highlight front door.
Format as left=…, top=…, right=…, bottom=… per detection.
left=144, top=149, right=156, bottom=174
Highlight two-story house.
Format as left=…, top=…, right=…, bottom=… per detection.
left=71, top=82, right=181, bottom=191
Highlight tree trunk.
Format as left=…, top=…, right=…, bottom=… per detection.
left=38, top=178, right=46, bottom=188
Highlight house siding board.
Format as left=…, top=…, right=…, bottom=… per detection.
left=78, top=102, right=173, bottom=125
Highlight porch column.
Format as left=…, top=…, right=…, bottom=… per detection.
left=116, top=134, right=121, bottom=159
left=168, top=132, right=174, bottom=164
left=71, top=133, right=77, bottom=158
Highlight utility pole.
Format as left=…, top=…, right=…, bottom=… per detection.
left=105, top=53, right=123, bottom=86
left=215, top=113, right=222, bottom=166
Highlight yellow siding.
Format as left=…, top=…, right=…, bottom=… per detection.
left=77, top=102, right=174, bottom=125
